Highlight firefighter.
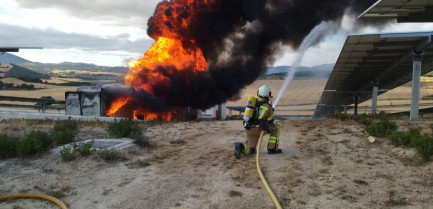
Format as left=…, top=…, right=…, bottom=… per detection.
left=234, top=84, right=282, bottom=159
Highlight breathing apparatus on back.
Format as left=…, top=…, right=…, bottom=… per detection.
left=243, top=85, right=272, bottom=128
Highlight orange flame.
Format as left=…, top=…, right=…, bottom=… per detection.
left=126, top=37, right=207, bottom=92
left=105, top=0, right=215, bottom=121
left=106, top=97, right=132, bottom=116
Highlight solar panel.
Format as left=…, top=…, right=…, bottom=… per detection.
left=359, top=0, right=433, bottom=22
left=314, top=31, right=433, bottom=117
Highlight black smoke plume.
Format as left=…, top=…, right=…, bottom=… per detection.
left=104, top=0, right=387, bottom=115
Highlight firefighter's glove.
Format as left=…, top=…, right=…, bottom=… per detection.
left=243, top=121, right=251, bottom=130
left=258, top=120, right=270, bottom=133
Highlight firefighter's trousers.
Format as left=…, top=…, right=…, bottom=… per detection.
left=244, top=124, right=280, bottom=154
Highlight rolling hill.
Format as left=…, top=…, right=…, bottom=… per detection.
left=0, top=53, right=335, bottom=79
left=0, top=53, right=31, bottom=64
left=5, top=64, right=49, bottom=82
left=265, top=64, right=334, bottom=79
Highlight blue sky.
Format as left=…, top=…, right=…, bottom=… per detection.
left=1, top=0, right=432, bottom=67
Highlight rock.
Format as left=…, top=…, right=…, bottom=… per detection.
left=367, top=136, right=376, bottom=143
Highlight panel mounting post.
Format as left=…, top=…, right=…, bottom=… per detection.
left=410, top=51, right=424, bottom=120
left=371, top=81, right=379, bottom=115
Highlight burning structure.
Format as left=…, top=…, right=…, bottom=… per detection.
left=97, top=0, right=385, bottom=120
left=65, top=85, right=226, bottom=120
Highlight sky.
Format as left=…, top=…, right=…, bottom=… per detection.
left=1, top=0, right=432, bottom=67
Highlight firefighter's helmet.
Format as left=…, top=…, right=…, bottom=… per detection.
left=257, top=85, right=271, bottom=98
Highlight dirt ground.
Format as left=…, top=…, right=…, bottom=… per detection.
left=1, top=117, right=433, bottom=209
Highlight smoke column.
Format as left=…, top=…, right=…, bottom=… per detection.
left=273, top=21, right=337, bottom=109
left=105, top=0, right=389, bottom=117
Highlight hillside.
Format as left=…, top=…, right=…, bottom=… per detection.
left=267, top=64, right=334, bottom=74
left=0, top=53, right=31, bottom=64
left=21, top=62, right=129, bottom=74
left=5, top=64, right=49, bottom=82
left=263, top=64, right=334, bottom=79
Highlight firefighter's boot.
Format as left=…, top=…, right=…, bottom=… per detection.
left=234, top=142, right=243, bottom=159
left=268, top=148, right=282, bottom=154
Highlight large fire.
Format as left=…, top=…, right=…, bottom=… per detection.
left=125, top=37, right=208, bottom=92
left=105, top=0, right=214, bottom=120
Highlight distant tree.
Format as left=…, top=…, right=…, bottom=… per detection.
left=0, top=80, right=3, bottom=89
left=36, top=96, right=54, bottom=106
left=4, top=83, right=13, bottom=89
left=40, top=96, right=53, bottom=100
left=20, top=83, right=35, bottom=90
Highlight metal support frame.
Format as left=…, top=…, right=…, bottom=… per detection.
left=353, top=93, right=360, bottom=115
left=371, top=81, right=379, bottom=115
left=410, top=51, right=424, bottom=120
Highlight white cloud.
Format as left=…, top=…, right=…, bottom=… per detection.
left=2, top=0, right=433, bottom=68
left=274, top=41, right=343, bottom=67
left=14, top=0, right=161, bottom=27
left=0, top=6, right=149, bottom=40
left=1, top=0, right=18, bottom=9
left=0, top=0, right=157, bottom=66
left=275, top=16, right=433, bottom=67
left=0, top=24, right=153, bottom=52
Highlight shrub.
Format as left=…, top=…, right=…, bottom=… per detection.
left=75, top=140, right=94, bottom=157
left=388, top=128, right=422, bottom=147
left=429, top=123, right=433, bottom=134
left=387, top=126, right=433, bottom=161
left=411, top=135, right=433, bottom=161
left=130, top=129, right=150, bottom=147
left=353, top=114, right=373, bottom=126
left=60, top=145, right=75, bottom=162
left=17, top=131, right=53, bottom=156
left=365, top=119, right=398, bottom=137
left=388, top=131, right=414, bottom=147
left=98, top=149, right=124, bottom=162
left=0, top=134, right=19, bottom=158
left=229, top=190, right=243, bottom=197
left=332, top=113, right=373, bottom=126
left=52, top=119, right=78, bottom=144
left=107, top=119, right=141, bottom=138
left=133, top=159, right=151, bottom=168
left=331, top=113, right=351, bottom=121
left=375, top=111, right=390, bottom=121
left=59, top=140, right=94, bottom=162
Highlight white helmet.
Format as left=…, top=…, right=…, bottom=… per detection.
left=257, top=85, right=271, bottom=98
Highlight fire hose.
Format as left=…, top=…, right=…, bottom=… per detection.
left=0, top=193, right=68, bottom=209
left=257, top=130, right=283, bottom=209
left=0, top=132, right=277, bottom=209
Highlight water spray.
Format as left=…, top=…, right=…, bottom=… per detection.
left=272, top=21, right=337, bottom=109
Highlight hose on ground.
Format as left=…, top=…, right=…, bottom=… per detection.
left=256, top=130, right=283, bottom=209
left=0, top=193, right=68, bottom=209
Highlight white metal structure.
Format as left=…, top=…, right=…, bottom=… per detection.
left=315, top=31, right=433, bottom=119
left=359, top=0, right=433, bottom=22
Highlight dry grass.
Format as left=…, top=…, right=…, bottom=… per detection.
left=1, top=77, right=58, bottom=89
left=227, top=79, right=327, bottom=110
left=0, top=86, right=77, bottom=100
left=308, top=182, right=321, bottom=196
left=51, top=69, right=122, bottom=76
left=149, top=148, right=178, bottom=162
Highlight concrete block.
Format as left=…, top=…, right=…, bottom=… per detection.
left=81, top=91, right=101, bottom=116
left=65, top=92, right=81, bottom=115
